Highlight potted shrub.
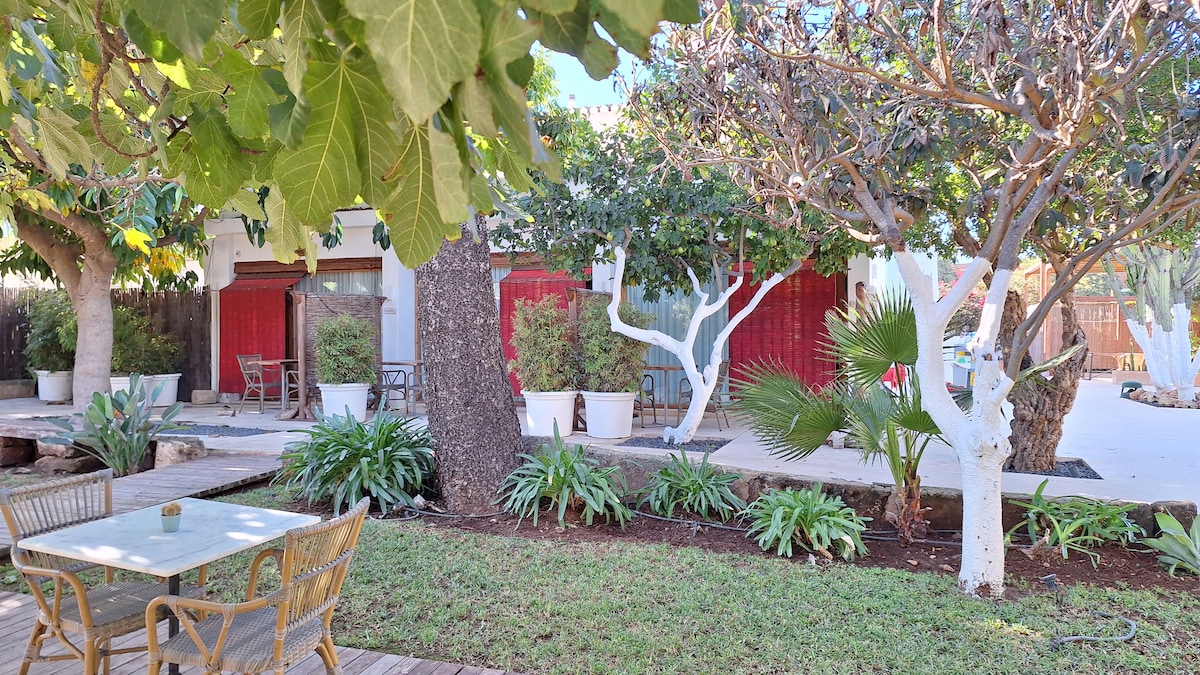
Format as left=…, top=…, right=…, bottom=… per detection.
left=577, top=295, right=654, bottom=438
left=24, top=291, right=77, bottom=402
left=110, top=306, right=182, bottom=405
left=509, top=297, right=580, bottom=437
left=314, top=315, right=378, bottom=422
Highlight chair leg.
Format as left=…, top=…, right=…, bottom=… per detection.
left=19, top=621, right=46, bottom=675
left=317, top=635, right=343, bottom=674
left=83, top=642, right=99, bottom=675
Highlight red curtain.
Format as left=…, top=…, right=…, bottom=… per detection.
left=217, top=276, right=300, bottom=393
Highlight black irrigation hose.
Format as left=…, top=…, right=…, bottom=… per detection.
left=1050, top=612, right=1137, bottom=649
left=630, top=508, right=751, bottom=534
left=400, top=506, right=508, bottom=519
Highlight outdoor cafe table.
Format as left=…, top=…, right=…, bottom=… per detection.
left=18, top=497, right=320, bottom=674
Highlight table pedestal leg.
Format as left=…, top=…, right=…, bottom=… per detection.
left=168, top=574, right=179, bottom=675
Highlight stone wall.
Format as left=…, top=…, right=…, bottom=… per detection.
left=585, top=447, right=1197, bottom=537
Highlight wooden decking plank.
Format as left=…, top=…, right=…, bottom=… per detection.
left=0, top=592, right=516, bottom=675
left=341, top=650, right=388, bottom=674
left=356, top=654, right=426, bottom=675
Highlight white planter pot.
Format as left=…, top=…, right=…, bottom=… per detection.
left=110, top=375, right=133, bottom=395
left=318, top=383, right=371, bottom=422
left=582, top=391, right=637, bottom=439
left=522, top=390, right=578, bottom=437
left=35, top=370, right=73, bottom=402
left=147, top=373, right=181, bottom=407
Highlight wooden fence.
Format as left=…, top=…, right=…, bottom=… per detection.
left=0, top=288, right=210, bottom=399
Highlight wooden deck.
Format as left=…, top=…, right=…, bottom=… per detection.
left=0, top=591, right=515, bottom=674
left=1, top=453, right=284, bottom=552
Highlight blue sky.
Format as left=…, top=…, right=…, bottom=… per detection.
left=547, top=51, right=635, bottom=108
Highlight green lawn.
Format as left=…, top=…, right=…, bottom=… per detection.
left=209, top=487, right=1200, bottom=674
left=4, top=485, right=1198, bottom=674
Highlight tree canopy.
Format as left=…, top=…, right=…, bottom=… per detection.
left=0, top=0, right=700, bottom=267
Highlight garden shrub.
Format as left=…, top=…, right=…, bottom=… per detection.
left=277, top=411, right=434, bottom=515
left=497, top=423, right=630, bottom=527
left=1006, top=480, right=1142, bottom=567
left=742, top=485, right=869, bottom=560
left=638, top=450, right=746, bottom=521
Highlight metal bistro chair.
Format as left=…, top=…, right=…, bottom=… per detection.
left=675, top=362, right=733, bottom=430
left=375, top=365, right=408, bottom=412
left=635, top=373, right=657, bottom=427
left=145, top=497, right=370, bottom=675
left=0, top=470, right=204, bottom=675
left=238, top=354, right=300, bottom=414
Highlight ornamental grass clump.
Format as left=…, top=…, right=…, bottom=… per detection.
left=1006, top=480, right=1143, bottom=567
left=1143, top=512, right=1200, bottom=576
left=277, top=410, right=433, bottom=515
left=742, top=485, right=870, bottom=560
left=497, top=422, right=630, bottom=528
left=638, top=450, right=746, bottom=522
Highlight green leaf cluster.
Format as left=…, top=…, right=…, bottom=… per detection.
left=1142, top=512, right=1200, bottom=576
left=497, top=422, right=630, bottom=528
left=314, top=315, right=378, bottom=385
left=22, top=290, right=76, bottom=372
left=110, top=305, right=183, bottom=375
left=0, top=1, right=699, bottom=271
left=1006, top=480, right=1144, bottom=568
left=576, top=294, right=653, bottom=392
left=46, top=373, right=185, bottom=476
left=741, top=484, right=870, bottom=560
left=637, top=450, right=746, bottom=522
left=277, top=410, right=435, bottom=515
left=508, top=296, right=578, bottom=392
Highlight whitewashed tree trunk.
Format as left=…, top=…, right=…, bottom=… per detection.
left=1126, top=304, right=1200, bottom=401
left=604, top=247, right=799, bottom=444
left=896, top=250, right=1013, bottom=596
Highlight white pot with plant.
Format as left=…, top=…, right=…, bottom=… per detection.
left=25, top=291, right=77, bottom=403
left=315, top=315, right=378, bottom=422
left=577, top=295, right=654, bottom=439
left=509, top=297, right=579, bottom=437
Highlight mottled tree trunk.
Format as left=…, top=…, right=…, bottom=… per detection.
left=1004, top=293, right=1087, bottom=473
left=67, top=263, right=116, bottom=410
left=416, top=216, right=522, bottom=514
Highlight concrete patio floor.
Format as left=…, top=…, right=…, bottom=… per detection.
left=1, top=377, right=1194, bottom=506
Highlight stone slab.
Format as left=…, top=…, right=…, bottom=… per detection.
left=153, top=436, right=207, bottom=467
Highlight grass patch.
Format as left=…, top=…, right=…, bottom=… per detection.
left=5, top=484, right=1198, bottom=674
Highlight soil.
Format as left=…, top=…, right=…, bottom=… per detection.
left=416, top=510, right=1198, bottom=594
left=244, top=483, right=1199, bottom=596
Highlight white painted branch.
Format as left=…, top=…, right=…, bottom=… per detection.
left=606, top=247, right=799, bottom=444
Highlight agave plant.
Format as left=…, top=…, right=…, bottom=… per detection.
left=734, top=291, right=941, bottom=544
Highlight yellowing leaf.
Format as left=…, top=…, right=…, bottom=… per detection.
left=123, top=228, right=153, bottom=255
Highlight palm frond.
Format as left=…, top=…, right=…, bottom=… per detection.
left=733, top=362, right=846, bottom=460
left=822, top=290, right=918, bottom=388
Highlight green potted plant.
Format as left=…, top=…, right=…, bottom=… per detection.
left=509, top=296, right=580, bottom=437
left=110, top=306, right=183, bottom=405
left=24, top=291, right=77, bottom=403
left=577, top=294, right=654, bottom=438
left=314, top=315, right=378, bottom=422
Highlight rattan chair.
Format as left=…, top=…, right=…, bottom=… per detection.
left=0, top=469, right=204, bottom=675
left=145, top=497, right=370, bottom=675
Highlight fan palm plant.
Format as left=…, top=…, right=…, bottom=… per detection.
left=734, top=291, right=942, bottom=544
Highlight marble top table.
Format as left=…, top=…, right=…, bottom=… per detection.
left=19, top=497, right=320, bottom=578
